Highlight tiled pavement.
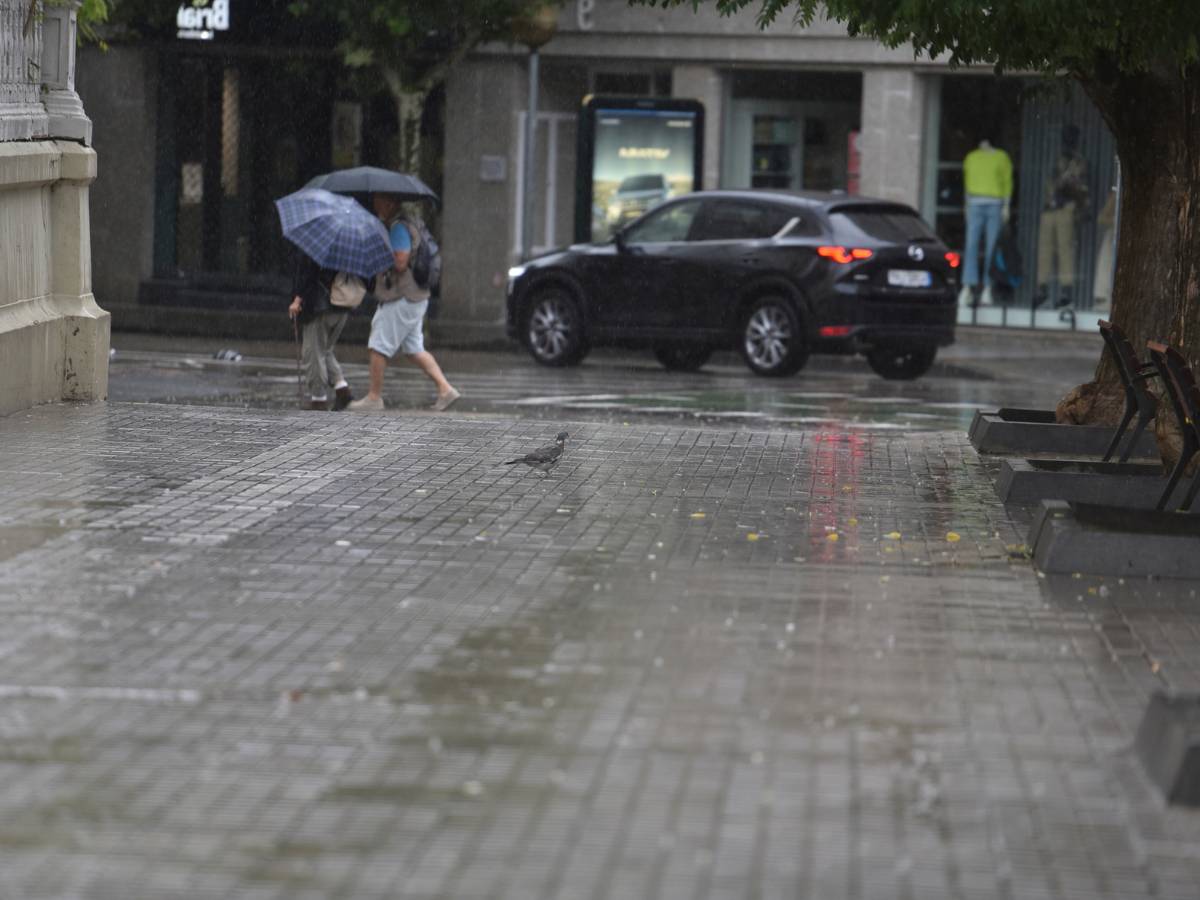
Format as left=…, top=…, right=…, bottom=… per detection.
left=2, top=402, right=1200, bottom=899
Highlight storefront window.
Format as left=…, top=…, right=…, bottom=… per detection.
left=925, top=75, right=1118, bottom=330
left=723, top=71, right=862, bottom=194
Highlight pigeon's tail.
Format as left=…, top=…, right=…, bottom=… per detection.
left=503, top=458, right=522, bottom=465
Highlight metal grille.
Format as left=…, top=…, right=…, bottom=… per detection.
left=1015, top=81, right=1117, bottom=310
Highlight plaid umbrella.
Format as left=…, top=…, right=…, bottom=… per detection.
left=306, top=167, right=439, bottom=205
left=274, top=188, right=394, bottom=279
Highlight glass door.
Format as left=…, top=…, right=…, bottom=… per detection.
left=751, top=115, right=799, bottom=189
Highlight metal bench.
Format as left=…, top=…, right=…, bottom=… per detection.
left=1098, top=320, right=1159, bottom=463
left=1145, top=342, right=1200, bottom=512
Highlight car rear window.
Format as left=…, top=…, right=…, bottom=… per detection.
left=829, top=206, right=939, bottom=243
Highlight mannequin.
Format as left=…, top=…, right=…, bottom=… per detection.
left=1035, top=125, right=1089, bottom=309
left=959, top=137, right=1013, bottom=307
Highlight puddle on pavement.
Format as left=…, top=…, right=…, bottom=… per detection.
left=0, top=499, right=134, bottom=562
left=0, top=524, right=71, bottom=562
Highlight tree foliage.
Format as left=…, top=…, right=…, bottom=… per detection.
left=289, top=0, right=553, bottom=93
left=287, top=0, right=556, bottom=171
left=651, top=0, right=1200, bottom=79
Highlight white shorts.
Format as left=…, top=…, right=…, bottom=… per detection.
left=369, top=299, right=428, bottom=357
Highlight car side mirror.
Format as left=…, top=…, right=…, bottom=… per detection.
left=613, top=230, right=628, bottom=252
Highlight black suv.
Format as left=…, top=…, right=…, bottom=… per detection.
left=506, top=190, right=959, bottom=379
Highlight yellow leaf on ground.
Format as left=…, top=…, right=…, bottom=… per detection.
left=946, top=532, right=961, bottom=543
left=690, top=512, right=706, bottom=519
left=885, top=532, right=902, bottom=540
left=747, top=533, right=760, bottom=542
left=827, top=533, right=839, bottom=542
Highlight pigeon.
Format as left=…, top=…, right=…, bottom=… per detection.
left=504, top=431, right=569, bottom=475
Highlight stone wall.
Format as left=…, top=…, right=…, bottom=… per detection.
left=0, top=0, right=107, bottom=417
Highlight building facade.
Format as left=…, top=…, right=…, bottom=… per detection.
left=440, top=0, right=1118, bottom=342
left=1, top=0, right=107, bottom=416
left=80, top=1, right=1117, bottom=344
left=78, top=0, right=398, bottom=325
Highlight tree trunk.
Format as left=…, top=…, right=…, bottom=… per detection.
left=1074, top=65, right=1200, bottom=404
left=382, top=68, right=426, bottom=174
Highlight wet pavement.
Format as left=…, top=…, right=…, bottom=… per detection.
left=107, top=328, right=1099, bottom=433
left=4, top=332, right=1200, bottom=899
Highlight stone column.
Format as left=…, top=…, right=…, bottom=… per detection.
left=51, top=142, right=108, bottom=401
left=0, top=0, right=48, bottom=139
left=857, top=68, right=927, bottom=207
left=40, top=0, right=92, bottom=143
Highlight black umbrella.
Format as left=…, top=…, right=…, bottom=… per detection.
left=306, top=166, right=439, bottom=205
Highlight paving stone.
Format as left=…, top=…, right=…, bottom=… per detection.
left=1, top=401, right=1200, bottom=898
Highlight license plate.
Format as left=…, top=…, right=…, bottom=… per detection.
left=887, top=269, right=932, bottom=288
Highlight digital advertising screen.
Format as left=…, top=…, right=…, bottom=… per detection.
left=575, top=97, right=705, bottom=243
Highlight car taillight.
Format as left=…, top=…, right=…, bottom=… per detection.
left=819, top=325, right=854, bottom=338
left=818, top=246, right=873, bottom=264
left=944, top=252, right=961, bottom=268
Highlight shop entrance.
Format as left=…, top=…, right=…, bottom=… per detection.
left=150, top=51, right=358, bottom=305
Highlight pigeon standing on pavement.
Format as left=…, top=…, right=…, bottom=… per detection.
left=504, top=431, right=569, bottom=475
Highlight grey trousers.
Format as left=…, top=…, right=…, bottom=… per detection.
left=301, top=311, right=349, bottom=399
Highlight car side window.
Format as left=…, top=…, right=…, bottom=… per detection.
left=623, top=199, right=702, bottom=244
left=783, top=214, right=823, bottom=238
left=690, top=201, right=798, bottom=241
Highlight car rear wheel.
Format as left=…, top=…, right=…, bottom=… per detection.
left=866, top=345, right=937, bottom=380
left=741, top=297, right=808, bottom=377
left=653, top=343, right=712, bottom=372
left=524, top=288, right=589, bottom=367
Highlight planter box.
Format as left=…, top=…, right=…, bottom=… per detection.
left=996, top=458, right=1168, bottom=507
left=1135, top=693, right=1200, bottom=807
left=968, top=407, right=1158, bottom=459
left=1029, top=500, right=1200, bottom=579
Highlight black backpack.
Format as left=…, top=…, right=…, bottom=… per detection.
left=406, top=218, right=442, bottom=293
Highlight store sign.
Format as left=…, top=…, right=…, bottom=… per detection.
left=177, top=0, right=231, bottom=41
left=575, top=97, right=705, bottom=243
left=576, top=0, right=595, bottom=30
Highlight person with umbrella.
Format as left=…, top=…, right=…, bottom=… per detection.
left=347, top=191, right=460, bottom=413
left=275, top=188, right=395, bottom=410
left=288, top=254, right=354, bottom=410
left=303, top=167, right=458, bottom=413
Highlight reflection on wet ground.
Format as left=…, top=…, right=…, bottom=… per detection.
left=108, top=338, right=1092, bottom=433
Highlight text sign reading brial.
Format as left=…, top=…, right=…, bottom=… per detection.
left=177, top=0, right=230, bottom=41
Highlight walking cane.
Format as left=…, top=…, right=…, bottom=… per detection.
left=293, top=316, right=304, bottom=407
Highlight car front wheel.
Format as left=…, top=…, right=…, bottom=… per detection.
left=524, top=288, right=590, bottom=367
left=866, top=345, right=937, bottom=380
left=653, top=343, right=712, bottom=372
left=741, top=297, right=808, bottom=377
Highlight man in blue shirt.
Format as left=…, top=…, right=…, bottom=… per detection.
left=348, top=194, right=460, bottom=412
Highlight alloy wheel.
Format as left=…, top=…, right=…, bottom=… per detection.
left=744, top=304, right=794, bottom=370
left=528, top=295, right=574, bottom=362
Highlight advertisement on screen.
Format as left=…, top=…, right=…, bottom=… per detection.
left=575, top=97, right=705, bottom=243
